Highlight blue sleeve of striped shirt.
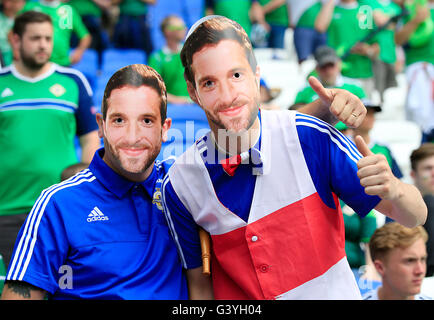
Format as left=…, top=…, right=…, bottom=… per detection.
left=295, top=113, right=381, bottom=217
left=6, top=191, right=69, bottom=294
left=162, top=177, right=203, bottom=270
left=73, top=74, right=98, bottom=136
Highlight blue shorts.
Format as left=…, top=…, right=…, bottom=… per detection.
left=267, top=24, right=287, bottom=49
left=293, top=27, right=327, bottom=62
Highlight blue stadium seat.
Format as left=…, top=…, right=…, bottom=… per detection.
left=148, top=0, right=205, bottom=52
left=167, top=103, right=208, bottom=122
left=71, top=49, right=98, bottom=74
left=167, top=103, right=209, bottom=143
left=70, top=49, right=99, bottom=92
left=181, top=0, right=205, bottom=27
left=157, top=103, right=210, bottom=160
left=102, top=48, right=147, bottom=75
left=148, top=0, right=184, bottom=51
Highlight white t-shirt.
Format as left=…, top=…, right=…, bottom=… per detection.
left=363, top=288, right=433, bottom=300
left=286, top=0, right=333, bottom=25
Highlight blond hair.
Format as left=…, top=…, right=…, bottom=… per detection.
left=369, top=222, right=428, bottom=261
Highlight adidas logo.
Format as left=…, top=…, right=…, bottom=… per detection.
left=1, top=88, right=13, bottom=98
left=87, top=206, right=109, bottom=222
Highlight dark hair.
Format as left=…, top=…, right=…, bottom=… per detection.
left=180, top=16, right=257, bottom=88
left=102, top=64, right=167, bottom=124
left=61, top=163, right=89, bottom=181
left=410, top=143, right=434, bottom=171
left=12, top=11, right=52, bottom=37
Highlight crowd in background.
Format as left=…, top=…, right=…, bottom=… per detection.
left=0, top=0, right=433, bottom=299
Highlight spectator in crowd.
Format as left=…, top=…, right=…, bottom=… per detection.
left=148, top=15, right=191, bottom=104
left=315, top=0, right=380, bottom=99
left=0, top=0, right=25, bottom=67
left=363, top=222, right=432, bottom=300
left=293, top=46, right=366, bottom=129
left=20, top=0, right=91, bottom=67
left=294, top=46, right=366, bottom=104
left=205, top=0, right=267, bottom=37
left=67, top=0, right=111, bottom=73
left=163, top=15, right=426, bottom=300
left=341, top=198, right=378, bottom=272
left=410, top=143, right=434, bottom=277
left=1, top=64, right=209, bottom=300
left=287, top=0, right=328, bottom=64
left=112, top=0, right=154, bottom=58
left=395, top=0, right=434, bottom=143
left=0, top=11, right=100, bottom=270
left=256, top=0, right=289, bottom=49
left=361, top=0, right=401, bottom=103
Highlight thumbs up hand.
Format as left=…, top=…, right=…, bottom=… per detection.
left=308, top=76, right=367, bottom=128
left=355, top=135, right=401, bottom=200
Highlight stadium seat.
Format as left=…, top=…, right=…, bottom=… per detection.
left=180, top=0, right=205, bottom=27
left=70, top=48, right=99, bottom=92
left=157, top=103, right=210, bottom=161
left=148, top=0, right=184, bottom=51
left=255, top=51, right=311, bottom=109
left=71, top=49, right=98, bottom=74
left=102, top=48, right=147, bottom=75
left=371, top=119, right=422, bottom=183
left=166, top=103, right=209, bottom=144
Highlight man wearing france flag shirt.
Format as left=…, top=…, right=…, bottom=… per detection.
left=162, top=16, right=427, bottom=300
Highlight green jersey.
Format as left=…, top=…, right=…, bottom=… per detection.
left=297, top=2, right=322, bottom=28
left=21, top=1, right=90, bottom=66
left=257, top=0, right=289, bottom=26
left=210, top=0, right=252, bottom=35
left=294, top=77, right=366, bottom=104
left=148, top=46, right=189, bottom=98
left=370, top=142, right=403, bottom=178
left=327, top=3, right=374, bottom=79
left=342, top=200, right=377, bottom=268
left=69, top=0, right=102, bottom=17
left=362, top=0, right=402, bottom=64
left=119, top=0, right=149, bottom=17
left=403, top=7, right=434, bottom=66
left=0, top=64, right=97, bottom=216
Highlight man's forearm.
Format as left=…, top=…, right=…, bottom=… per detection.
left=314, top=0, right=335, bottom=33
left=375, top=181, right=427, bottom=228
left=79, top=130, right=101, bottom=164
left=1, top=281, right=46, bottom=300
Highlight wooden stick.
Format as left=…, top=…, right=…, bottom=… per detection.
left=199, top=227, right=211, bottom=276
